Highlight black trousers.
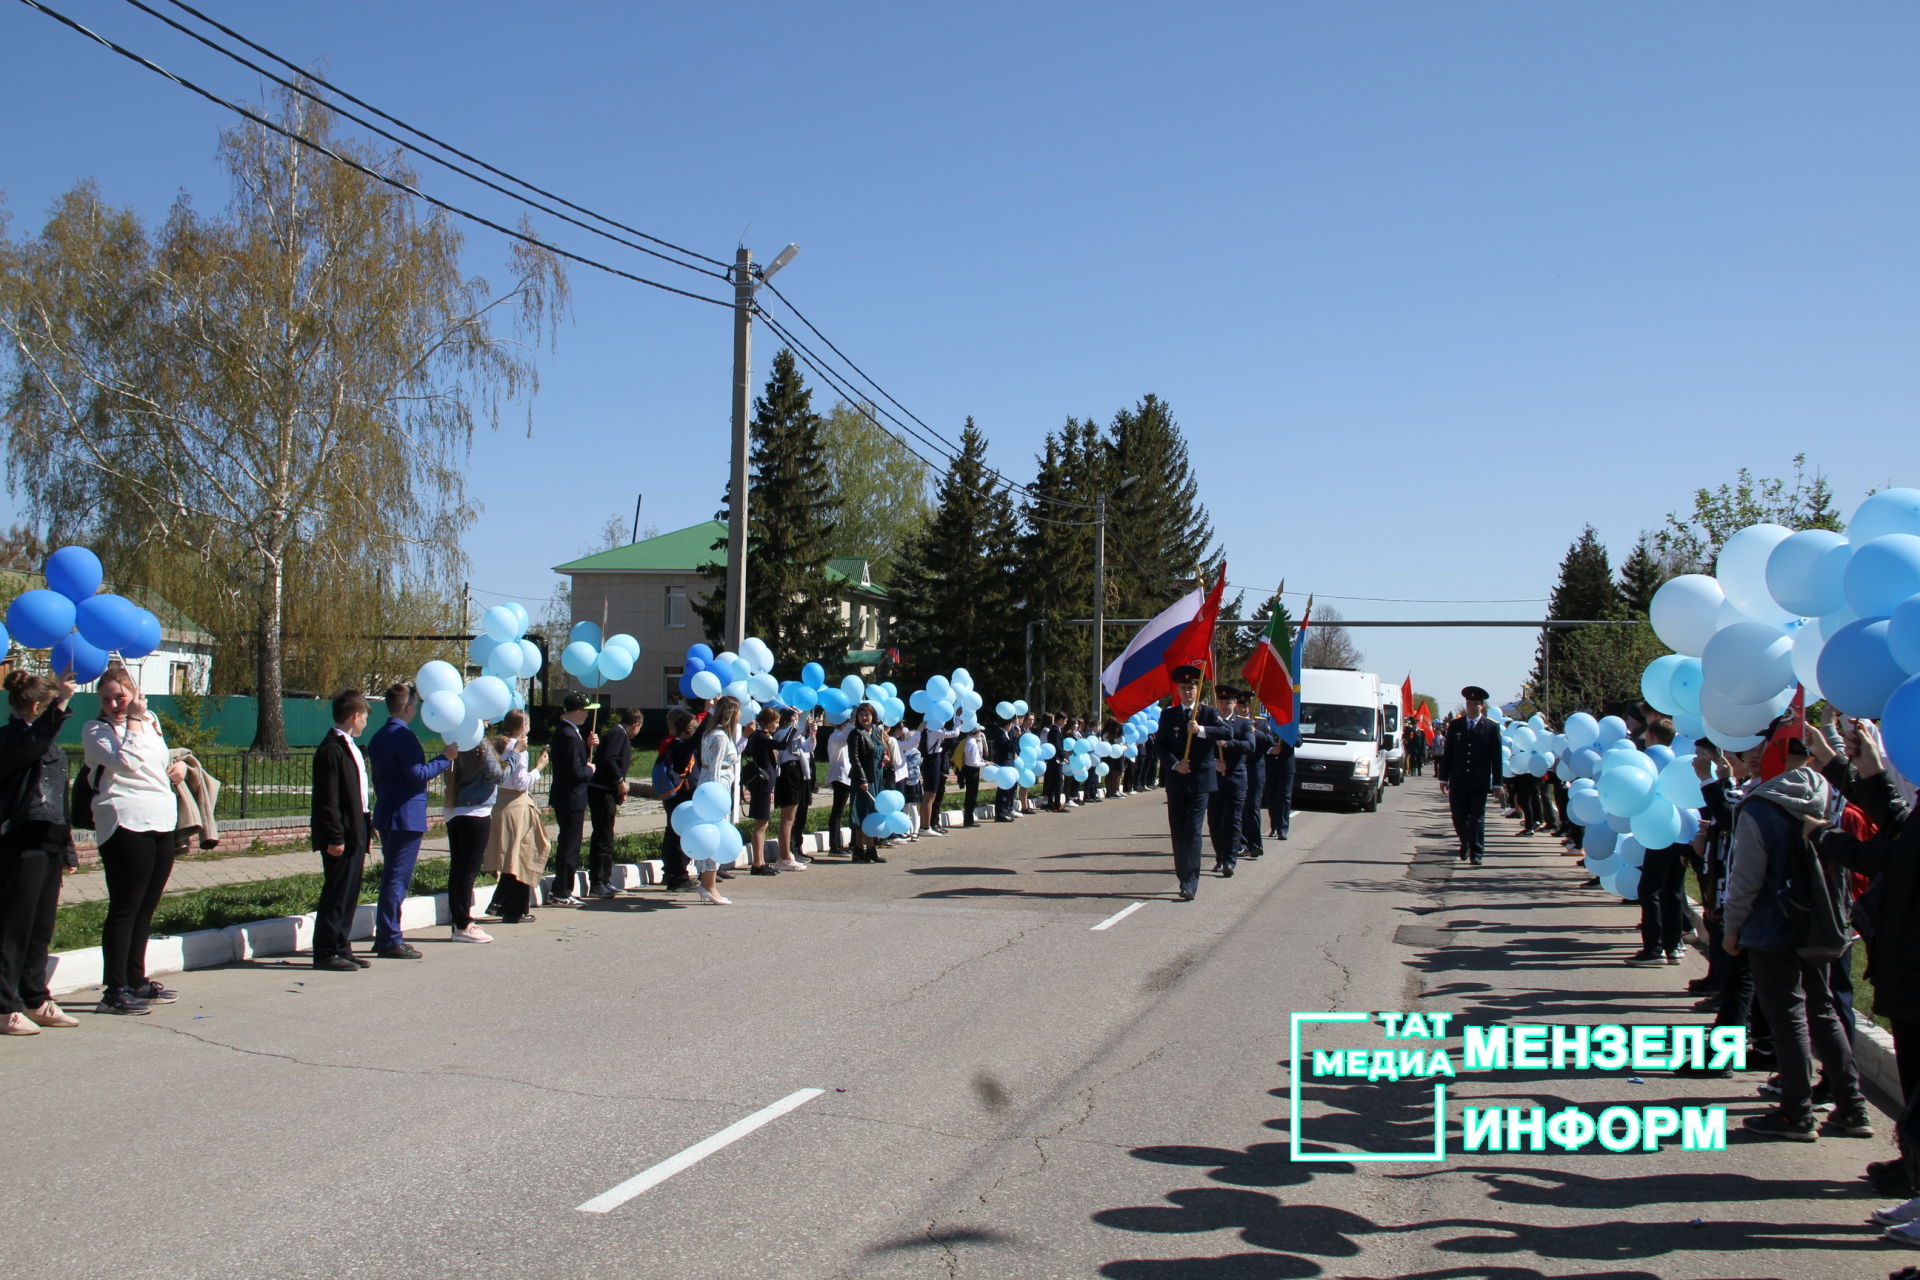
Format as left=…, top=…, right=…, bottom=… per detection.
left=1637, top=842, right=1688, bottom=956
left=1167, top=788, right=1208, bottom=893
left=444, top=815, right=489, bottom=929
left=1511, top=775, right=1547, bottom=830
left=960, top=767, right=981, bottom=824
left=492, top=874, right=533, bottom=920
left=1265, top=758, right=1294, bottom=838
left=829, top=781, right=851, bottom=849
left=1891, top=1017, right=1920, bottom=1187
left=1043, top=765, right=1064, bottom=808
left=1208, top=776, right=1246, bottom=867
left=1750, top=945, right=1864, bottom=1119
left=0, top=825, right=61, bottom=1015
left=995, top=773, right=1017, bottom=819
left=549, top=805, right=585, bottom=898
left=99, top=827, right=176, bottom=990
left=1448, top=785, right=1489, bottom=859
left=587, top=789, right=620, bottom=889
left=314, top=838, right=368, bottom=960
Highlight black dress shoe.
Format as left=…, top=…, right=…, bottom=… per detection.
left=1176, top=888, right=1196, bottom=901
left=499, top=913, right=536, bottom=924
left=315, top=955, right=360, bottom=972
left=376, top=943, right=424, bottom=960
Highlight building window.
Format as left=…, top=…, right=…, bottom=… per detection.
left=170, top=662, right=191, bottom=695
left=663, top=666, right=682, bottom=708
left=666, top=585, right=686, bottom=628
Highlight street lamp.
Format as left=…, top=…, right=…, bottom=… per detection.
left=725, top=242, right=799, bottom=653
left=1091, top=474, right=1141, bottom=718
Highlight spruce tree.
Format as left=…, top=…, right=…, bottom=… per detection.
left=1017, top=417, right=1102, bottom=715
left=889, top=420, right=1022, bottom=698
left=1102, top=395, right=1215, bottom=619
left=694, top=349, right=846, bottom=664
left=1529, top=525, right=1624, bottom=719
left=1617, top=532, right=1666, bottom=616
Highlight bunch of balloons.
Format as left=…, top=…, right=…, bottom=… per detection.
left=679, top=638, right=781, bottom=721
left=467, top=603, right=543, bottom=691
left=4, top=546, right=164, bottom=683
left=1500, top=713, right=1562, bottom=779
left=861, top=789, right=914, bottom=839
left=907, top=670, right=981, bottom=733
left=670, top=781, right=748, bottom=864
left=1645, top=488, right=1920, bottom=752
left=416, top=658, right=502, bottom=750
left=560, top=621, right=641, bottom=690
left=1550, top=709, right=1704, bottom=900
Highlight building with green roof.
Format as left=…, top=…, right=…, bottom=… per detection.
left=553, top=521, right=892, bottom=709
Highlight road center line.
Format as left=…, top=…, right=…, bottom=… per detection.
left=1091, top=902, right=1147, bottom=931
left=576, top=1087, right=826, bottom=1213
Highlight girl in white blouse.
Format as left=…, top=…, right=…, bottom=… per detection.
left=691, top=697, right=742, bottom=904
left=83, top=667, right=186, bottom=1014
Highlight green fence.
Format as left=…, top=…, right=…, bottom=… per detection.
left=56, top=694, right=397, bottom=749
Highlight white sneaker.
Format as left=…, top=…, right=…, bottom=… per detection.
left=451, top=925, right=494, bottom=944
left=774, top=859, right=806, bottom=871
left=1886, top=1219, right=1920, bottom=1246
left=1872, top=1196, right=1920, bottom=1226
left=922, top=826, right=945, bottom=837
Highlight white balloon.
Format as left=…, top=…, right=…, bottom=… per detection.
left=1715, top=523, right=1797, bottom=623
left=1649, top=575, right=1726, bottom=656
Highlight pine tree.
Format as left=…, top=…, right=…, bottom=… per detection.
left=1617, top=532, right=1665, bottom=616
left=694, top=350, right=846, bottom=664
left=1529, top=525, right=1625, bottom=719
left=1103, top=395, right=1215, bottom=619
left=889, top=420, right=1022, bottom=698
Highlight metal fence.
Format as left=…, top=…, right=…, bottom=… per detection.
left=65, top=749, right=554, bottom=824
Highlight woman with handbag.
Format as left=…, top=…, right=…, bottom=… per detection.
left=482, top=710, right=549, bottom=925
left=0, top=669, right=81, bottom=1034
left=84, top=667, right=186, bottom=1015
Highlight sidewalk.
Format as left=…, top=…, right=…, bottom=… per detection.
left=58, top=798, right=674, bottom=904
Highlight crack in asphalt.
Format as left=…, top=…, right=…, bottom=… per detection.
left=1321, top=941, right=1356, bottom=1006
left=857, top=919, right=1052, bottom=1015
left=132, top=1021, right=752, bottom=1109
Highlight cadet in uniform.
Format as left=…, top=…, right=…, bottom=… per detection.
left=1205, top=685, right=1255, bottom=876
left=1154, top=665, right=1224, bottom=901
left=1240, top=707, right=1276, bottom=858
left=1436, top=684, right=1503, bottom=865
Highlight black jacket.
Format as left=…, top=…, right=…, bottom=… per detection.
left=310, top=730, right=370, bottom=853
left=549, top=719, right=592, bottom=810
left=0, top=705, right=71, bottom=834
left=985, top=725, right=1019, bottom=767
left=590, top=724, right=633, bottom=792
left=1436, top=717, right=1503, bottom=794
left=1816, top=765, right=1920, bottom=1021
left=1155, top=703, right=1229, bottom=796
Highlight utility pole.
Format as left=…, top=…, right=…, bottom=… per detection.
left=723, top=243, right=798, bottom=654
left=724, top=248, right=754, bottom=654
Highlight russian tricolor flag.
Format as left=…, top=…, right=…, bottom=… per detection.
left=1100, top=570, right=1227, bottom=719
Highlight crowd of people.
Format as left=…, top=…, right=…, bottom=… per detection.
left=1431, top=682, right=1920, bottom=1243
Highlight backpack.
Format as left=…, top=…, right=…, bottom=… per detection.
left=741, top=736, right=770, bottom=790
left=650, top=745, right=690, bottom=800
left=69, top=718, right=112, bottom=831
left=1780, top=821, right=1851, bottom=963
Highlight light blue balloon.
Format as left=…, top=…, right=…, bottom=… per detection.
left=1702, top=621, right=1795, bottom=703
left=416, top=660, right=463, bottom=698
left=1614, top=834, right=1646, bottom=868
left=1606, top=863, right=1643, bottom=900
left=683, top=822, right=723, bottom=859
left=569, top=621, right=603, bottom=649
left=1676, top=808, right=1701, bottom=844
left=689, top=669, right=724, bottom=700
left=561, top=641, right=598, bottom=678
left=468, top=633, right=502, bottom=666
left=1766, top=528, right=1852, bottom=618
left=1673, top=711, right=1706, bottom=740
left=692, top=781, right=731, bottom=823
left=1595, top=715, right=1629, bottom=746
left=1568, top=789, right=1607, bottom=827
left=1563, top=712, right=1599, bottom=749
left=1581, top=823, right=1617, bottom=857
left=885, top=812, right=913, bottom=837
left=1882, top=674, right=1920, bottom=782
left=1645, top=745, right=1674, bottom=770
left=596, top=646, right=635, bottom=682
left=1818, top=617, right=1906, bottom=718
left=486, top=644, right=525, bottom=680
left=1656, top=757, right=1706, bottom=809
left=605, top=633, right=641, bottom=661
left=1890, top=594, right=1920, bottom=675
left=841, top=674, right=865, bottom=701
left=1630, top=798, right=1682, bottom=849
left=1850, top=488, right=1920, bottom=543
left=801, top=662, right=826, bottom=689
left=1640, top=654, right=1688, bottom=715
left=1599, top=766, right=1657, bottom=817
left=1845, top=534, right=1920, bottom=619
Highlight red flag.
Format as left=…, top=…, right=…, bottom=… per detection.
left=1400, top=675, right=1415, bottom=720
left=1758, top=686, right=1808, bottom=781
left=1160, top=571, right=1227, bottom=685
left=1242, top=609, right=1295, bottom=725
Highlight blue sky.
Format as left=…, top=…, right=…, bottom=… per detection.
left=2, top=1, right=1912, bottom=709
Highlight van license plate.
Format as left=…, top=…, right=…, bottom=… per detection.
left=1301, top=782, right=1334, bottom=791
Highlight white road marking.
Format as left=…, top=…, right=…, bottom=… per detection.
left=1090, top=902, right=1147, bottom=931
left=576, top=1087, right=826, bottom=1213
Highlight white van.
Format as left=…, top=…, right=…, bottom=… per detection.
left=1294, top=668, right=1385, bottom=811
left=1377, top=681, right=1405, bottom=786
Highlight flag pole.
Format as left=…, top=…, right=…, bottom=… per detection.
left=1184, top=563, right=1208, bottom=764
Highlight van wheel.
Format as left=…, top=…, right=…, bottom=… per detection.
left=1363, top=787, right=1379, bottom=813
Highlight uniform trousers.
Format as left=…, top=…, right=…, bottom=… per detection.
left=1208, top=777, right=1246, bottom=869
left=1167, top=789, right=1208, bottom=894
left=1448, top=785, right=1489, bottom=860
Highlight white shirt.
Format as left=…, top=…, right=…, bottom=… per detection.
left=83, top=715, right=177, bottom=843
left=335, top=726, right=371, bottom=815
left=827, top=724, right=853, bottom=785
left=500, top=742, right=542, bottom=792
left=963, top=733, right=985, bottom=768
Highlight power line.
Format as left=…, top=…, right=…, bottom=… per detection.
left=152, top=0, right=732, bottom=273
left=14, top=0, right=733, bottom=309
left=1223, top=581, right=1549, bottom=605
left=753, top=312, right=954, bottom=478
left=114, top=0, right=728, bottom=282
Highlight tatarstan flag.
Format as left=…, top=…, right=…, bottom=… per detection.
left=1242, top=609, right=1295, bottom=726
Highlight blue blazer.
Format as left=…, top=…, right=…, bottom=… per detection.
left=368, top=716, right=451, bottom=833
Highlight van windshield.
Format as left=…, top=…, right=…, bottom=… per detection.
left=1382, top=705, right=1399, bottom=730
left=1300, top=703, right=1377, bottom=743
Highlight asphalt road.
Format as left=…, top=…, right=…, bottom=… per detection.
left=2, top=782, right=1904, bottom=1278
